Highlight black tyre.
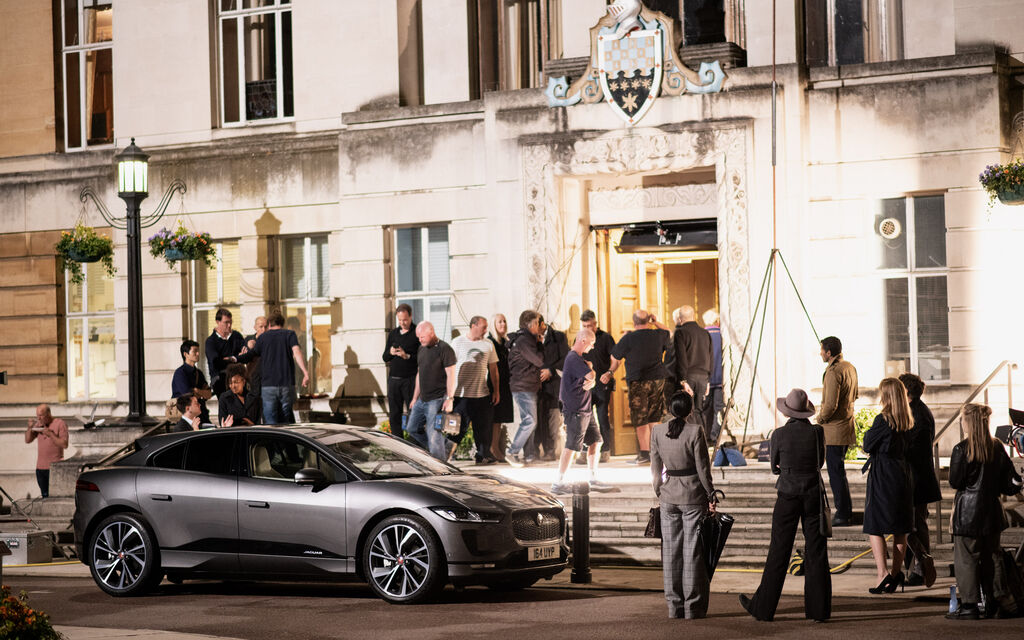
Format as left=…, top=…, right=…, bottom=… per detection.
left=88, top=512, right=161, bottom=597
left=362, top=514, right=446, bottom=604
left=487, top=577, right=538, bottom=591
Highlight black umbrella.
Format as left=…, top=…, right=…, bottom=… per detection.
left=697, top=489, right=733, bottom=580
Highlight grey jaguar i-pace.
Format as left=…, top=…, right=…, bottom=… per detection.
left=73, top=425, right=568, bottom=603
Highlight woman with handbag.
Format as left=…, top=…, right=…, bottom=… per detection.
left=650, top=392, right=716, bottom=619
left=739, top=388, right=831, bottom=623
left=863, top=377, right=915, bottom=595
left=947, top=403, right=1023, bottom=619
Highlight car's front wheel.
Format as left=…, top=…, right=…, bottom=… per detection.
left=88, top=512, right=161, bottom=597
left=362, top=514, right=445, bottom=604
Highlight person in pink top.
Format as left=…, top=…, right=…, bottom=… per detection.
left=24, top=404, right=69, bottom=498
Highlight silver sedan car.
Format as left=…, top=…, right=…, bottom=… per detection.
left=73, top=425, right=568, bottom=603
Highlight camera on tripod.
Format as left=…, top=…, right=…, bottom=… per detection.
left=994, top=408, right=1024, bottom=456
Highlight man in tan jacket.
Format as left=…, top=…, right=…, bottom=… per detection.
left=817, top=336, right=858, bottom=526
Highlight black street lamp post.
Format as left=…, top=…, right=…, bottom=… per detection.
left=81, top=138, right=186, bottom=425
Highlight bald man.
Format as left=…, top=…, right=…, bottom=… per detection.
left=25, top=404, right=69, bottom=498
left=406, top=321, right=457, bottom=460
left=672, top=305, right=713, bottom=429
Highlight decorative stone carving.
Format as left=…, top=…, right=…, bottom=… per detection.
left=587, top=183, right=717, bottom=210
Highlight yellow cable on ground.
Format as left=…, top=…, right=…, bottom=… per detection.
left=3, top=560, right=80, bottom=568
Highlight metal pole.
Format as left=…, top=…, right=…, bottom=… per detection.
left=933, top=442, right=942, bottom=545
left=571, top=481, right=591, bottom=584
left=121, top=194, right=149, bottom=423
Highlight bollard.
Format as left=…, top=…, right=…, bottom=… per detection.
left=571, top=481, right=592, bottom=584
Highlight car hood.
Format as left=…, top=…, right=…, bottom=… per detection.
left=392, top=473, right=562, bottom=512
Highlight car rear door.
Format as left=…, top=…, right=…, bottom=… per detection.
left=135, top=432, right=240, bottom=573
left=237, top=433, right=350, bottom=575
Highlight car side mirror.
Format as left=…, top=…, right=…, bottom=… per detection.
left=294, top=467, right=328, bottom=488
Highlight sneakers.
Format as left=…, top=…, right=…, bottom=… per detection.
left=629, top=451, right=651, bottom=465
left=946, top=605, right=980, bottom=620
left=549, top=482, right=573, bottom=495
left=505, top=450, right=525, bottom=468
left=589, top=480, right=619, bottom=493
left=600, top=451, right=610, bottom=463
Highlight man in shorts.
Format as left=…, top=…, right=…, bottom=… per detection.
left=550, top=329, right=617, bottom=494
left=601, top=309, right=672, bottom=464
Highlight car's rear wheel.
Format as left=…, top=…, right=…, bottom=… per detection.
left=363, top=514, right=445, bottom=604
left=88, top=512, right=160, bottom=597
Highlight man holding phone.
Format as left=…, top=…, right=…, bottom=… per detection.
left=24, top=404, right=69, bottom=498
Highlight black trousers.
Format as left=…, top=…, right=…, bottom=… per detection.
left=906, top=502, right=932, bottom=575
left=528, top=391, right=560, bottom=457
left=453, top=396, right=494, bottom=462
left=748, top=491, right=831, bottom=621
left=825, top=445, right=853, bottom=521
left=686, top=375, right=709, bottom=429
left=592, top=382, right=612, bottom=453
left=386, top=376, right=415, bottom=438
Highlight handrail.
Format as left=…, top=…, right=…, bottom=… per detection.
left=934, top=360, right=1015, bottom=444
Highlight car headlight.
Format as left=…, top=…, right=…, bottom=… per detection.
left=430, top=507, right=502, bottom=523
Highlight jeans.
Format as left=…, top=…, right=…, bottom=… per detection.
left=261, top=385, right=295, bottom=426
left=386, top=376, right=415, bottom=439
left=705, top=385, right=724, bottom=444
left=825, top=445, right=852, bottom=520
left=454, top=396, right=494, bottom=462
left=35, top=469, right=50, bottom=498
left=592, top=382, right=612, bottom=452
left=407, top=397, right=444, bottom=453
left=508, top=391, right=538, bottom=455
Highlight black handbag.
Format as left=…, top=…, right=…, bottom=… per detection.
left=644, top=507, right=661, bottom=538
left=817, top=428, right=833, bottom=538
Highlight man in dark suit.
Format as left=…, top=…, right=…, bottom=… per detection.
left=172, top=393, right=203, bottom=433
left=530, top=319, right=569, bottom=461
left=740, top=388, right=831, bottom=623
left=672, top=305, right=713, bottom=427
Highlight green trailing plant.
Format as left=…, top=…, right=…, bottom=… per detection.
left=979, top=158, right=1024, bottom=205
left=0, top=585, right=65, bottom=640
left=845, top=406, right=880, bottom=461
left=377, top=419, right=475, bottom=459
left=54, top=223, right=116, bottom=285
left=147, top=222, right=216, bottom=269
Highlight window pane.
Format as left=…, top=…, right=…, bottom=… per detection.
left=221, top=241, right=241, bottom=302
left=834, top=0, right=865, bottom=65
left=282, top=10, right=293, bottom=117
left=84, top=2, right=112, bottom=43
left=397, top=298, right=424, bottom=323
left=65, top=52, right=82, bottom=148
left=281, top=237, right=305, bottom=299
left=85, top=48, right=113, bottom=145
left=151, top=443, right=186, bottom=470
left=427, top=226, right=450, bottom=291
left=63, top=0, right=79, bottom=46
left=86, top=261, right=114, bottom=312
left=195, top=308, right=216, bottom=377
left=194, top=260, right=217, bottom=304
left=428, top=297, right=452, bottom=341
left=244, top=13, right=278, bottom=120
left=222, top=18, right=240, bottom=122
left=280, top=305, right=307, bottom=391
left=914, top=195, right=946, bottom=268
left=68, top=319, right=86, bottom=400
left=310, top=237, right=329, bottom=298
left=876, top=198, right=906, bottom=269
left=88, top=316, right=116, bottom=398
left=396, top=228, right=423, bottom=292
left=916, top=275, right=950, bottom=381
left=311, top=305, right=332, bottom=394
left=250, top=436, right=325, bottom=480
left=221, top=0, right=238, bottom=10
left=68, top=277, right=84, bottom=314
left=184, top=435, right=236, bottom=475
left=884, top=278, right=910, bottom=375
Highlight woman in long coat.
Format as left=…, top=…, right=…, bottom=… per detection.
left=863, top=377, right=915, bottom=594
left=650, top=392, right=716, bottom=619
left=898, top=373, right=941, bottom=586
left=947, top=403, right=1022, bottom=619
left=487, top=314, right=514, bottom=462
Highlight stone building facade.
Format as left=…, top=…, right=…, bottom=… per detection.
left=1, top=1, right=1023, bottom=460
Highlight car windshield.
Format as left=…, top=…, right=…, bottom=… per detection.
left=316, top=429, right=458, bottom=479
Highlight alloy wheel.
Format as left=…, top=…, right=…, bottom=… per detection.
left=367, top=523, right=431, bottom=599
left=92, top=520, right=149, bottom=591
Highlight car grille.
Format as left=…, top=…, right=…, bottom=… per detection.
left=511, top=509, right=563, bottom=542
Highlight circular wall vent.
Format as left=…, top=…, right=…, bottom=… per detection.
left=878, top=217, right=902, bottom=240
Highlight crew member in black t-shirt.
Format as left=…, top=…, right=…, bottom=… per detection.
left=405, top=321, right=457, bottom=460
left=234, top=311, right=309, bottom=425
left=382, top=303, right=419, bottom=439
left=601, top=309, right=672, bottom=464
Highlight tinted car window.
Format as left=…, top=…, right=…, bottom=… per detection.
left=183, top=434, right=237, bottom=476
left=150, top=442, right=186, bottom=469
left=249, top=436, right=337, bottom=482
left=318, top=430, right=455, bottom=478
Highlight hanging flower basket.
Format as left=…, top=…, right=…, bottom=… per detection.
left=55, top=222, right=116, bottom=284
left=979, top=159, right=1024, bottom=206
left=148, top=222, right=216, bottom=269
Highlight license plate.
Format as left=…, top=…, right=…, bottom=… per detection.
left=528, top=544, right=558, bottom=562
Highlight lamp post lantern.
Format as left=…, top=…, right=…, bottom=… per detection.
left=81, top=138, right=186, bottom=425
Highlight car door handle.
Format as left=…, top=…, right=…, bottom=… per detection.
left=247, top=501, right=270, bottom=509
left=150, top=494, right=172, bottom=502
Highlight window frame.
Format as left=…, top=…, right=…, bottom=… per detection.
left=392, top=225, right=453, bottom=340
left=217, top=0, right=294, bottom=127
left=59, top=0, right=114, bottom=151
left=65, top=263, right=116, bottom=401
left=877, top=193, right=950, bottom=382
left=806, top=0, right=903, bottom=67
left=278, top=235, right=331, bottom=393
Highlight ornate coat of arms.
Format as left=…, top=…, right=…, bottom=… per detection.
left=545, top=0, right=725, bottom=126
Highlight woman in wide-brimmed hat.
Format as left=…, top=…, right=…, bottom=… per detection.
left=740, top=388, right=831, bottom=623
